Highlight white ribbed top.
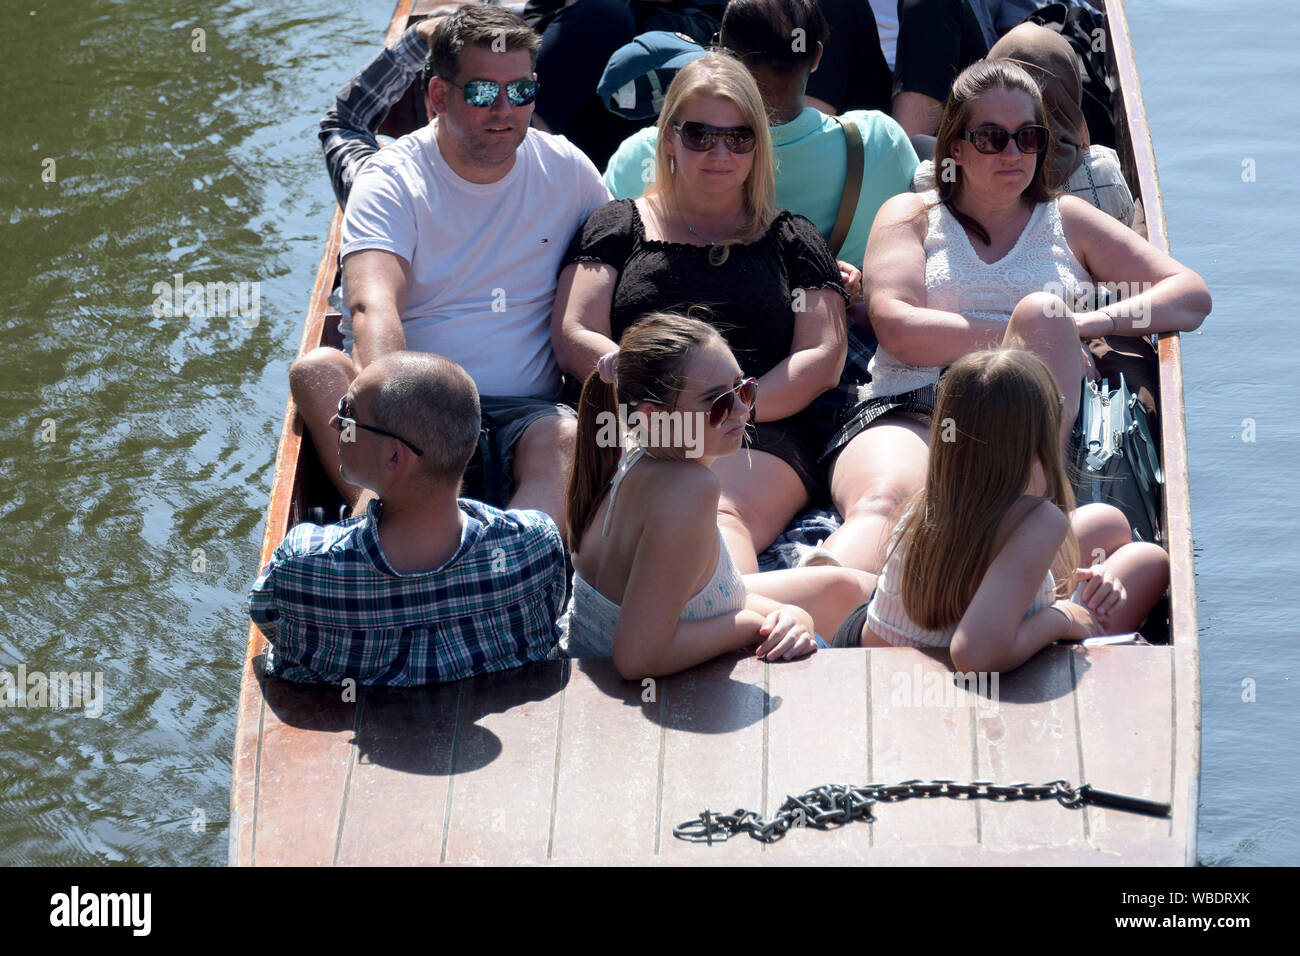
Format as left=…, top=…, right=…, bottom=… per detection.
left=863, top=190, right=1093, bottom=400
left=866, top=511, right=1058, bottom=648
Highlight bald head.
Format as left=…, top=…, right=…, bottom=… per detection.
left=366, top=351, right=481, bottom=486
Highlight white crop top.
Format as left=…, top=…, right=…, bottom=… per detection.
left=863, top=190, right=1093, bottom=401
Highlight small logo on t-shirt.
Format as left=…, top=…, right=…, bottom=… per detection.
left=540, top=237, right=549, bottom=243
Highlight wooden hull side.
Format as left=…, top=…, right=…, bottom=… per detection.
left=1103, top=0, right=1200, bottom=865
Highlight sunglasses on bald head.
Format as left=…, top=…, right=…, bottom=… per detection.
left=963, top=123, right=1050, bottom=155
left=672, top=121, right=757, bottom=154
left=334, top=395, right=425, bottom=457
left=442, top=77, right=539, bottom=107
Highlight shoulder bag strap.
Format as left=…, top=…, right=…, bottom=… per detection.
left=829, top=114, right=864, bottom=258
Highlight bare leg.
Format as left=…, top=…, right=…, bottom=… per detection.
left=744, top=566, right=876, bottom=641
left=288, top=347, right=362, bottom=507
left=822, top=414, right=930, bottom=573
left=509, top=413, right=577, bottom=536
left=892, top=91, right=943, bottom=138
left=1072, top=502, right=1133, bottom=567
left=711, top=449, right=809, bottom=575
left=1002, top=292, right=1088, bottom=452
left=1096, top=542, right=1169, bottom=633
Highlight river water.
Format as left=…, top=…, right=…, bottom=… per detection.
left=0, top=0, right=1294, bottom=865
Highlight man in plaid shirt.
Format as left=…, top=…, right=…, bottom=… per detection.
left=249, top=351, right=567, bottom=685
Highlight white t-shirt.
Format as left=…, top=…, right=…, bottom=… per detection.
left=870, top=0, right=898, bottom=70
left=340, top=124, right=612, bottom=397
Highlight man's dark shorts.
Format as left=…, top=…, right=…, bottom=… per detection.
left=461, top=395, right=576, bottom=508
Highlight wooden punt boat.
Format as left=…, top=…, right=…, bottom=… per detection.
left=230, top=0, right=1200, bottom=865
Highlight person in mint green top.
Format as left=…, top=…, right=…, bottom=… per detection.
left=602, top=0, right=918, bottom=271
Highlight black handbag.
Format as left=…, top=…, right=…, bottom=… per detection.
left=1070, top=372, right=1164, bottom=544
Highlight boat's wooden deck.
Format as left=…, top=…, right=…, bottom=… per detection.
left=230, top=644, right=1193, bottom=865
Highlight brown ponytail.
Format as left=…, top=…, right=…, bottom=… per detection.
left=566, top=369, right=622, bottom=544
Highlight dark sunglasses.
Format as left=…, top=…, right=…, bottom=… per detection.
left=672, top=121, right=757, bottom=154
left=707, top=378, right=757, bottom=428
left=964, top=123, right=1050, bottom=155
left=443, top=77, right=538, bottom=108
left=334, top=396, right=424, bottom=457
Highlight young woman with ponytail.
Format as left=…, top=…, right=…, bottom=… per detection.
left=558, top=312, right=874, bottom=679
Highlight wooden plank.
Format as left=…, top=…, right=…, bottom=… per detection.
left=1072, top=646, right=1173, bottom=849
left=760, top=649, right=871, bottom=861
left=548, top=659, right=663, bottom=863
left=1171, top=645, right=1201, bottom=865
left=441, top=661, right=567, bottom=864
left=228, top=651, right=265, bottom=866
left=252, top=676, right=358, bottom=866
left=334, top=683, right=461, bottom=866
left=658, top=653, right=768, bottom=861
left=1106, top=0, right=1199, bottom=864
left=867, top=649, right=978, bottom=847
left=973, top=647, right=1087, bottom=849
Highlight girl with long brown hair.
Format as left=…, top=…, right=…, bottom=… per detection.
left=558, top=312, right=873, bottom=679
left=832, top=348, right=1169, bottom=673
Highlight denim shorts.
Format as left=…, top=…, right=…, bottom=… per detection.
left=461, top=394, right=576, bottom=508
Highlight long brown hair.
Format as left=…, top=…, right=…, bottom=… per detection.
left=565, top=313, right=725, bottom=544
left=931, top=59, right=1056, bottom=245
left=894, top=348, right=1079, bottom=629
left=647, top=52, right=777, bottom=248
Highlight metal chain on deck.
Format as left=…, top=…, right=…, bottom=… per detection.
left=672, top=780, right=1171, bottom=845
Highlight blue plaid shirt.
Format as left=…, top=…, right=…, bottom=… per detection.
left=320, top=25, right=428, bottom=208
left=248, top=499, right=566, bottom=685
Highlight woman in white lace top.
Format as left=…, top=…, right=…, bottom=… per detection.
left=816, top=58, right=1211, bottom=574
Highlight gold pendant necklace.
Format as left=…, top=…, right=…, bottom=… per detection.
left=674, top=194, right=736, bottom=267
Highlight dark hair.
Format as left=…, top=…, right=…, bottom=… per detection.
left=369, top=352, right=481, bottom=485
left=422, top=6, right=540, bottom=87
left=719, top=0, right=828, bottom=77
left=565, top=313, right=724, bottom=543
left=932, top=59, right=1056, bottom=244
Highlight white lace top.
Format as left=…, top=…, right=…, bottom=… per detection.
left=863, top=190, right=1093, bottom=400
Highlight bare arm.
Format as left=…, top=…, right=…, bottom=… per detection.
left=610, top=469, right=771, bottom=679
left=753, top=289, right=847, bottom=422
left=950, top=500, right=1076, bottom=673
left=551, top=262, right=619, bottom=379
left=864, top=194, right=1009, bottom=367
left=1059, top=194, right=1212, bottom=336
left=342, top=249, right=410, bottom=369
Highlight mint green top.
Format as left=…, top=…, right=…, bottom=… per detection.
left=602, top=107, right=918, bottom=267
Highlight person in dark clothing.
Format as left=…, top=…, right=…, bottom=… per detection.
left=522, top=0, right=726, bottom=167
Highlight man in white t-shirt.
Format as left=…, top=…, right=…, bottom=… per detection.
left=290, top=6, right=611, bottom=530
